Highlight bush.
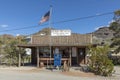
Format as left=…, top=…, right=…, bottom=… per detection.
left=88, top=46, right=114, bottom=76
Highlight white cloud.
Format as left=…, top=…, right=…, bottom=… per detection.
left=16, top=34, right=20, bottom=36
left=106, top=25, right=109, bottom=27
left=94, top=27, right=100, bottom=30
left=0, top=25, right=8, bottom=28
left=108, top=20, right=115, bottom=24
left=94, top=26, right=104, bottom=30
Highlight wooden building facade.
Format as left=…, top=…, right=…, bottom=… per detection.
left=18, top=28, right=92, bottom=67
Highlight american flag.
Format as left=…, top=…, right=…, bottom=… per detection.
left=39, top=11, right=50, bottom=24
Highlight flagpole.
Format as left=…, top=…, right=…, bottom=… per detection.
left=49, top=5, right=52, bottom=69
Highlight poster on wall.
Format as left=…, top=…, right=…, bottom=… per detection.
left=72, top=47, right=77, bottom=57
left=55, top=48, right=59, bottom=54
left=25, top=48, right=31, bottom=55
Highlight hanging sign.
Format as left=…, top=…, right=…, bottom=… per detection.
left=51, top=30, right=71, bottom=36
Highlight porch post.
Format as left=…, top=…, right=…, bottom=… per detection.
left=37, top=47, right=39, bottom=68
left=18, top=47, right=21, bottom=67
left=84, top=51, right=86, bottom=64
left=69, top=47, right=72, bottom=67
left=76, top=48, right=79, bottom=65
left=85, top=47, right=87, bottom=64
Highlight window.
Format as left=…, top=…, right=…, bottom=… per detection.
left=39, top=47, right=50, bottom=57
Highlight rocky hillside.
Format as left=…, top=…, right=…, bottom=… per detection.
left=92, top=27, right=115, bottom=45
left=33, top=27, right=55, bottom=36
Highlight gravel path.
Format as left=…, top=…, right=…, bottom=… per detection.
left=0, top=66, right=119, bottom=80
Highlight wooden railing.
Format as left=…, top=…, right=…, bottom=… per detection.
left=39, top=57, right=69, bottom=65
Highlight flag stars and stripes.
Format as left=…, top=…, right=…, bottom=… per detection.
left=39, top=11, right=50, bottom=24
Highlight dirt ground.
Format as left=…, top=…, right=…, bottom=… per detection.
left=61, top=71, right=96, bottom=77
left=0, top=66, right=96, bottom=77
left=0, top=66, right=120, bottom=80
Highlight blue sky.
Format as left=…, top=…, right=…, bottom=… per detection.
left=0, top=0, right=120, bottom=36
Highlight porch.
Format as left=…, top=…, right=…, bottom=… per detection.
left=18, top=45, right=87, bottom=68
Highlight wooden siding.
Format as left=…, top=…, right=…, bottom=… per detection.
left=32, top=34, right=92, bottom=46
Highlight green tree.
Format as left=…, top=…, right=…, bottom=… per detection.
left=2, top=35, right=27, bottom=66
left=109, top=10, right=120, bottom=53
left=4, top=38, right=19, bottom=65
left=88, top=45, right=114, bottom=76
left=114, top=10, right=120, bottom=21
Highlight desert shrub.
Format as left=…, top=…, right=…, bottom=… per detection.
left=88, top=46, right=114, bottom=76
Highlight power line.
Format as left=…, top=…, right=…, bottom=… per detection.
left=0, top=11, right=114, bottom=33
left=54, top=12, right=113, bottom=24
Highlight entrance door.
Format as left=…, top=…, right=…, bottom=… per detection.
left=71, top=47, right=77, bottom=66
left=78, top=48, right=85, bottom=65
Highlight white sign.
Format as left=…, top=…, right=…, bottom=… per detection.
left=25, top=48, right=31, bottom=55
left=51, top=30, right=71, bottom=36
